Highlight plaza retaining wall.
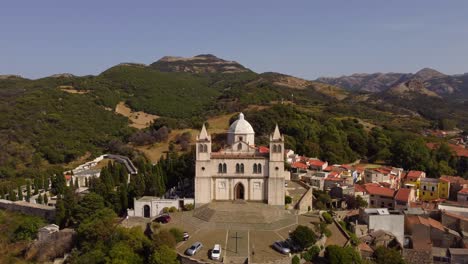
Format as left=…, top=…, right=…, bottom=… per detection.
left=0, top=199, right=55, bottom=222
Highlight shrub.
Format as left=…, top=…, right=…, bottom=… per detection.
left=184, top=203, right=194, bottom=211
left=322, top=212, right=333, bottom=224
left=169, top=228, right=184, bottom=242
left=302, top=245, right=320, bottom=262
left=184, top=204, right=195, bottom=211
left=162, top=207, right=169, bottom=214
left=292, top=255, right=300, bottom=264
left=290, top=225, right=317, bottom=250
left=285, top=195, right=292, bottom=204
left=168, top=206, right=177, bottom=213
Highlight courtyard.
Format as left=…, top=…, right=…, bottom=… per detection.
left=123, top=198, right=324, bottom=264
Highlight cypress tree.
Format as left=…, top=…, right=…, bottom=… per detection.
left=43, top=193, right=48, bottom=205
left=33, top=178, right=39, bottom=195
left=17, top=186, right=23, bottom=201
left=85, top=177, right=88, bottom=187
left=74, top=177, right=79, bottom=189
left=55, top=196, right=66, bottom=227
left=26, top=181, right=31, bottom=202
left=119, top=183, right=128, bottom=214
left=37, top=193, right=43, bottom=204
left=9, top=189, right=16, bottom=201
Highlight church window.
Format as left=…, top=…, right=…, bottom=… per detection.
left=218, top=163, right=223, bottom=173
left=277, top=144, right=282, bottom=153
left=237, top=143, right=242, bottom=150
left=223, top=163, right=227, bottom=173
left=258, top=164, right=262, bottom=173
left=253, top=164, right=258, bottom=173
left=236, top=164, right=240, bottom=173
left=431, top=186, right=435, bottom=191
left=275, top=166, right=279, bottom=171
left=423, top=186, right=426, bottom=191
left=239, top=136, right=243, bottom=141
left=202, top=167, right=205, bottom=171
left=240, top=164, right=244, bottom=173
left=273, top=145, right=277, bottom=152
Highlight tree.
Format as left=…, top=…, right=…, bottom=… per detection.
left=43, top=193, right=48, bottom=205
left=56, top=195, right=66, bottom=227
left=325, top=246, right=362, bottom=264
left=322, top=212, right=333, bottom=224
left=302, top=245, right=320, bottom=262
left=17, top=186, right=23, bottom=201
left=74, top=177, right=79, bottom=189
left=152, top=229, right=176, bottom=249
left=13, top=217, right=45, bottom=241
left=290, top=225, right=317, bottom=250
left=169, top=228, right=184, bottom=243
left=74, top=193, right=106, bottom=223
left=292, top=255, right=300, bottom=264
left=76, top=208, right=117, bottom=246
left=373, top=246, right=405, bottom=264
left=285, top=195, right=292, bottom=204
left=36, top=193, right=43, bottom=204
left=107, top=241, right=143, bottom=264
left=26, top=181, right=31, bottom=202
left=150, top=245, right=178, bottom=264
left=9, top=189, right=17, bottom=201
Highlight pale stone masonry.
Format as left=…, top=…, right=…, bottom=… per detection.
left=195, top=113, right=286, bottom=207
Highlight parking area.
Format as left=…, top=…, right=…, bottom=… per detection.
left=121, top=203, right=324, bottom=263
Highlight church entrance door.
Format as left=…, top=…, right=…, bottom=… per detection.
left=143, top=205, right=150, bottom=218
left=234, top=183, right=245, bottom=200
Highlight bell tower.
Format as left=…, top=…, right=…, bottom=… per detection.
left=195, top=124, right=212, bottom=206
left=268, top=124, right=285, bottom=206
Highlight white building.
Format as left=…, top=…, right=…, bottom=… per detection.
left=128, top=196, right=195, bottom=218
left=195, top=113, right=286, bottom=207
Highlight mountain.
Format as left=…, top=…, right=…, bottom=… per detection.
left=316, top=68, right=468, bottom=99
left=386, top=79, right=440, bottom=98
left=150, top=54, right=250, bottom=74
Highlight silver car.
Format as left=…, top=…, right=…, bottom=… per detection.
left=273, top=240, right=291, bottom=254
left=185, top=242, right=203, bottom=256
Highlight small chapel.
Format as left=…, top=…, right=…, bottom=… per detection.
left=195, top=113, right=287, bottom=207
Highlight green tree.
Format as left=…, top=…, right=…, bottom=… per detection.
left=17, top=186, right=23, bottom=201
left=13, top=217, right=45, bottom=241
left=37, top=193, right=43, bottom=204
left=150, top=245, right=178, bottom=264
left=9, top=189, right=17, bottom=201
left=373, top=246, right=405, bottom=264
left=74, top=193, right=106, bottom=223
left=43, top=193, right=48, bottom=205
left=169, top=228, right=184, bottom=243
left=76, top=208, right=117, bottom=247
left=292, top=255, right=300, bottom=264
left=56, top=195, right=66, bottom=227
left=26, top=181, right=31, bottom=202
left=290, top=225, right=317, bottom=250
left=325, top=246, right=362, bottom=264
left=152, top=229, right=177, bottom=249
left=107, top=241, right=143, bottom=264
left=302, top=245, right=320, bottom=262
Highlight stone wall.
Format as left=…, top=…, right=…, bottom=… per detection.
left=295, top=184, right=313, bottom=214
left=0, top=199, right=55, bottom=222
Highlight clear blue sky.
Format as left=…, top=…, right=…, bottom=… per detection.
left=1, top=0, right=467, bottom=79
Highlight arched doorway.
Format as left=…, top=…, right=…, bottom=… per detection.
left=143, top=205, right=150, bottom=218
left=234, top=183, right=245, bottom=200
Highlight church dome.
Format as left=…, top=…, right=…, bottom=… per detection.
left=229, top=113, right=255, bottom=134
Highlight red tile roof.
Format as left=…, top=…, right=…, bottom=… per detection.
left=440, top=175, right=468, bottom=185
left=406, top=170, right=425, bottom=181
left=257, top=146, right=270, bottom=153
left=340, top=164, right=353, bottom=170
left=364, top=186, right=395, bottom=197
left=407, top=216, right=445, bottom=232
left=354, top=184, right=367, bottom=193
left=459, top=188, right=468, bottom=195
left=394, top=188, right=411, bottom=202
left=292, top=162, right=308, bottom=170
left=426, top=143, right=468, bottom=158
left=323, top=166, right=333, bottom=172
left=358, top=242, right=374, bottom=253
left=309, top=159, right=326, bottom=167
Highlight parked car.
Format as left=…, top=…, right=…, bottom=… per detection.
left=154, top=214, right=171, bottom=223
left=183, top=231, right=190, bottom=241
left=185, top=242, right=203, bottom=256
left=272, top=240, right=291, bottom=255
left=211, top=244, right=222, bottom=260
left=285, top=238, right=301, bottom=253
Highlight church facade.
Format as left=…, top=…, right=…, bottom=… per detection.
left=195, top=113, right=286, bottom=207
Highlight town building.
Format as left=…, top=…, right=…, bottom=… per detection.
left=128, top=196, right=194, bottom=218
left=457, top=188, right=468, bottom=205
left=194, top=113, right=287, bottom=207
left=419, top=178, right=449, bottom=202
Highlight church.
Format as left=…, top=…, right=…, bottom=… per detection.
left=195, top=113, right=287, bottom=207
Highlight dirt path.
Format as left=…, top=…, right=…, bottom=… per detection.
left=115, top=101, right=159, bottom=129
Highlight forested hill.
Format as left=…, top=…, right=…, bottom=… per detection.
left=0, top=54, right=467, bottom=180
